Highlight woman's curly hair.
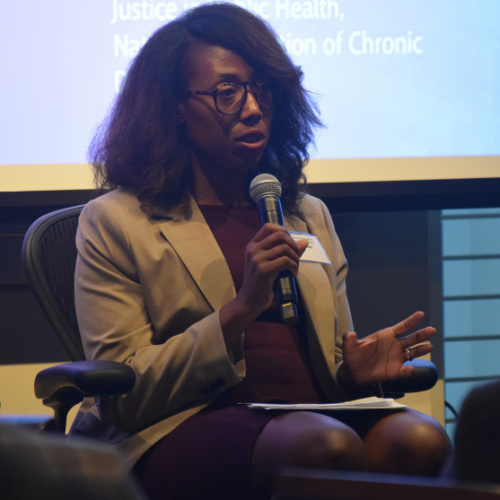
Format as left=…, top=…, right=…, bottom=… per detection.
left=89, top=2, right=322, bottom=215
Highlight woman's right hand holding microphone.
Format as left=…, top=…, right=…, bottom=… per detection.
left=219, top=223, right=308, bottom=351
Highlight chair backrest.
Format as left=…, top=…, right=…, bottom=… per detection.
left=22, top=205, right=86, bottom=361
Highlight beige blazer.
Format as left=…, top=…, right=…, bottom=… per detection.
left=73, top=188, right=353, bottom=467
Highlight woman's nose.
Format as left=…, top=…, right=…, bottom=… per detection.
left=240, top=91, right=263, bottom=121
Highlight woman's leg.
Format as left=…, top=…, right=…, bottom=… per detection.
left=251, top=409, right=452, bottom=500
left=251, top=411, right=366, bottom=500
left=357, top=409, right=452, bottom=476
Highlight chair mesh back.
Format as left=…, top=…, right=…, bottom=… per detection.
left=23, top=206, right=86, bottom=361
left=38, top=216, right=81, bottom=344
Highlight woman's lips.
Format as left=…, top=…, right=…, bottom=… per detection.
left=235, top=131, right=267, bottom=150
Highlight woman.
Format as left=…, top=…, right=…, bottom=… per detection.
left=72, top=3, right=451, bottom=499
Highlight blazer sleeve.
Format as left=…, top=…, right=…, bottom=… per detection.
left=75, top=197, right=243, bottom=433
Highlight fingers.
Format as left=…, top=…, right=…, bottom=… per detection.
left=241, top=225, right=303, bottom=311
left=404, top=343, right=433, bottom=361
left=398, top=364, right=414, bottom=379
left=341, top=331, right=358, bottom=346
left=252, top=224, right=308, bottom=256
left=247, top=224, right=303, bottom=275
left=247, top=242, right=300, bottom=277
left=401, top=326, right=436, bottom=349
left=240, top=225, right=310, bottom=314
left=296, top=238, right=309, bottom=258
left=392, top=311, right=425, bottom=336
left=253, top=223, right=296, bottom=248
left=256, top=243, right=300, bottom=268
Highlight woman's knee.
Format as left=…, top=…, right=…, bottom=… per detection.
left=363, top=410, right=452, bottom=475
left=295, top=421, right=365, bottom=470
left=251, top=412, right=365, bottom=500
left=267, top=411, right=364, bottom=470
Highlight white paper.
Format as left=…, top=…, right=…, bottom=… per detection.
left=290, top=231, right=331, bottom=265
left=242, top=397, right=407, bottom=411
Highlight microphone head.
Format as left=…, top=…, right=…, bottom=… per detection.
left=249, top=174, right=282, bottom=203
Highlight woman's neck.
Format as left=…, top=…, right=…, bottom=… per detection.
left=192, top=161, right=252, bottom=206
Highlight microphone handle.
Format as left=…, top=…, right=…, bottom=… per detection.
left=256, top=196, right=299, bottom=326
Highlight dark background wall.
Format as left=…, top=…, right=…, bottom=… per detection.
left=334, top=211, right=431, bottom=335
left=0, top=205, right=71, bottom=364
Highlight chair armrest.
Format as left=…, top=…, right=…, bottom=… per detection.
left=35, top=360, right=136, bottom=400
left=381, top=359, right=438, bottom=397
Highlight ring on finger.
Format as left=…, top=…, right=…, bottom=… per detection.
left=405, top=348, right=412, bottom=362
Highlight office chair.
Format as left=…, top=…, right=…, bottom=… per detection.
left=22, top=205, right=135, bottom=432
left=22, top=204, right=438, bottom=432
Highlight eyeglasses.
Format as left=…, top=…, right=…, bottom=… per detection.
left=186, top=80, right=282, bottom=115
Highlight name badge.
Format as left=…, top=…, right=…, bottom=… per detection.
left=289, top=231, right=331, bottom=266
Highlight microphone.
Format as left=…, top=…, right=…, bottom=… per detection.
left=249, top=173, right=299, bottom=326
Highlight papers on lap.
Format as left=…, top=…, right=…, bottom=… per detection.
left=242, top=397, right=407, bottom=411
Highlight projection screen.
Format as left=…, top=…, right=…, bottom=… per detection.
left=1, top=0, right=499, bottom=193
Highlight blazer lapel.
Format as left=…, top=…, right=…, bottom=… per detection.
left=285, top=214, right=338, bottom=368
left=157, top=197, right=236, bottom=312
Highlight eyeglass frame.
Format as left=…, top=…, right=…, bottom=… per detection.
left=185, top=80, right=282, bottom=115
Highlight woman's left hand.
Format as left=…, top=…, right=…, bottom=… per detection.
left=341, top=311, right=435, bottom=387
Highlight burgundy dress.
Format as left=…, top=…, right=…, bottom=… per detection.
left=134, top=205, right=324, bottom=500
